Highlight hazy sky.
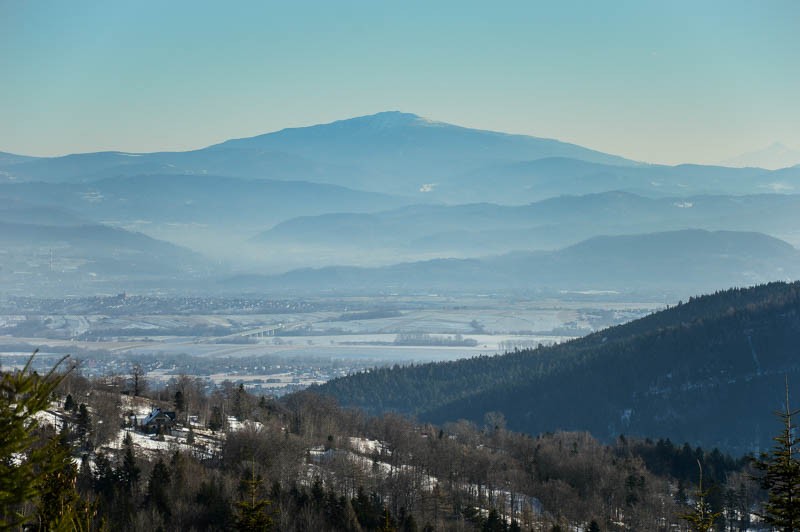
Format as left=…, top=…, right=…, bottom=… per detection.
left=1, top=0, right=798, bottom=165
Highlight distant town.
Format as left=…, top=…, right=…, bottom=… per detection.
left=0, top=293, right=657, bottom=396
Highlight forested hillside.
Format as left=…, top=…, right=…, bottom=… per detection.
left=316, top=282, right=800, bottom=453
left=0, top=356, right=762, bottom=531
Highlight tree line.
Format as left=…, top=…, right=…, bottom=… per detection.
left=7, top=351, right=799, bottom=531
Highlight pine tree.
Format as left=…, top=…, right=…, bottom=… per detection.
left=145, top=456, right=171, bottom=521
left=77, top=453, right=93, bottom=495
left=173, top=390, right=185, bottom=412
left=482, top=508, right=506, bottom=531
left=208, top=405, right=224, bottom=432
left=680, top=460, right=721, bottom=532
left=64, top=393, right=75, bottom=412
left=36, top=435, right=98, bottom=531
left=118, top=431, right=140, bottom=490
left=0, top=352, right=73, bottom=528
left=76, top=403, right=91, bottom=449
left=195, top=476, right=234, bottom=529
left=753, top=379, right=800, bottom=530
left=92, top=453, right=116, bottom=500
left=234, top=465, right=274, bottom=531
left=233, top=383, right=246, bottom=421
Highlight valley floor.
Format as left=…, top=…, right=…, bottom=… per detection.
left=0, top=294, right=661, bottom=395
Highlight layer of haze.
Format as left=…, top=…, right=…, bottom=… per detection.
left=1, top=0, right=798, bottom=165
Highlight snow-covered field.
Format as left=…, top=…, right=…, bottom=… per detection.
left=1, top=298, right=660, bottom=392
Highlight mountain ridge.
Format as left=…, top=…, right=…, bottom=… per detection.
left=229, top=229, right=800, bottom=297
left=3, top=112, right=800, bottom=203
left=251, top=192, right=800, bottom=265
left=0, top=112, right=638, bottom=193
left=314, top=281, right=800, bottom=453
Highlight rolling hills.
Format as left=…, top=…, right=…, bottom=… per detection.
left=2, top=112, right=800, bottom=294
left=0, top=217, right=211, bottom=296
left=0, top=175, right=413, bottom=263
left=229, top=229, right=800, bottom=297
left=252, top=192, right=800, bottom=263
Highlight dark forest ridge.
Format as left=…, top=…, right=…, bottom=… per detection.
left=315, top=281, right=800, bottom=454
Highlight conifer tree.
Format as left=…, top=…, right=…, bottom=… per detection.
left=145, top=456, right=171, bottom=521
left=680, top=460, right=721, bottom=532
left=0, top=352, right=70, bottom=528
left=77, top=454, right=93, bottom=495
left=173, top=390, right=185, bottom=412
left=482, top=508, right=505, bottom=531
left=36, top=435, right=98, bottom=531
left=208, top=405, right=224, bottom=432
left=118, top=431, right=140, bottom=490
left=76, top=403, right=91, bottom=448
left=753, top=379, right=800, bottom=530
left=234, top=464, right=274, bottom=531
left=234, top=383, right=246, bottom=421
left=92, top=453, right=116, bottom=500
left=64, top=393, right=75, bottom=412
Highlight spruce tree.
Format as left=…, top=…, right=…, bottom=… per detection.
left=482, top=508, right=505, bottom=531
left=173, top=390, right=185, bottom=412
left=118, top=431, right=140, bottom=490
left=64, top=393, right=75, bottom=412
left=233, top=383, right=246, bottom=421
left=680, top=460, right=721, bottom=532
left=753, top=378, right=800, bottom=530
left=234, top=465, right=273, bottom=531
left=76, top=403, right=91, bottom=449
left=0, top=352, right=71, bottom=528
left=36, top=435, right=97, bottom=531
left=145, top=456, right=171, bottom=521
left=208, top=405, right=224, bottom=432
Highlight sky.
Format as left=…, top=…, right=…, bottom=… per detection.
left=1, top=0, right=798, bottom=165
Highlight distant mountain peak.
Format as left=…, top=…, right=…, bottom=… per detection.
left=328, top=110, right=441, bottom=129
left=213, top=111, right=445, bottom=149
left=722, top=141, right=800, bottom=170
left=367, top=110, right=422, bottom=121
left=767, top=141, right=789, bottom=149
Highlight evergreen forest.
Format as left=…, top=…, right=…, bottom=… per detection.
left=317, top=282, right=800, bottom=454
